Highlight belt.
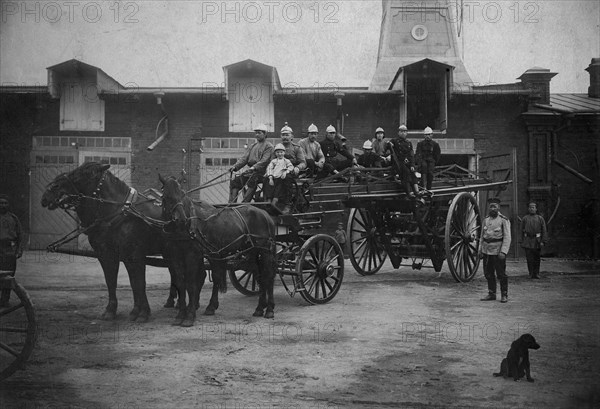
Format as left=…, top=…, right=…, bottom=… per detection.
left=483, top=238, right=503, bottom=243
left=523, top=232, right=538, bottom=238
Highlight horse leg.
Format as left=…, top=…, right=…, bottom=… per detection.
left=98, top=253, right=119, bottom=320
left=261, top=250, right=276, bottom=319
left=205, top=260, right=225, bottom=316
left=181, top=252, right=204, bottom=327
left=164, top=266, right=178, bottom=308
left=253, top=253, right=267, bottom=317
left=123, top=260, right=151, bottom=322
left=170, top=256, right=188, bottom=326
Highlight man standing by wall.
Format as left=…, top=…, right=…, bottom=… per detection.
left=480, top=197, right=512, bottom=303
left=0, top=193, right=23, bottom=308
left=415, top=126, right=441, bottom=190
left=521, top=202, right=548, bottom=279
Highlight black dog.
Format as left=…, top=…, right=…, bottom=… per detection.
left=493, top=333, right=540, bottom=382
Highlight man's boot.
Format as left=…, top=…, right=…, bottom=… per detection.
left=500, top=293, right=508, bottom=303
left=480, top=293, right=496, bottom=301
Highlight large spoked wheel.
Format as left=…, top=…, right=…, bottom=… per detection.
left=445, top=192, right=482, bottom=282
left=0, top=281, right=36, bottom=381
left=228, top=269, right=260, bottom=296
left=348, top=208, right=387, bottom=275
left=294, top=234, right=344, bottom=305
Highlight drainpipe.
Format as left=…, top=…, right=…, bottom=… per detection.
left=552, top=117, right=593, bottom=184
left=147, top=92, right=169, bottom=151
left=334, top=92, right=345, bottom=134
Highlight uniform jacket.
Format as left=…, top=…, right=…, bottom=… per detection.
left=320, top=138, right=354, bottom=162
left=372, top=138, right=387, bottom=156
left=386, top=138, right=415, bottom=167
left=232, top=140, right=274, bottom=174
left=0, top=212, right=22, bottom=257
left=520, top=214, right=547, bottom=249
left=481, top=213, right=512, bottom=255
left=266, top=157, right=294, bottom=179
left=298, top=138, right=325, bottom=166
left=416, top=139, right=441, bottom=164
left=357, top=151, right=381, bottom=168
left=272, top=142, right=307, bottom=171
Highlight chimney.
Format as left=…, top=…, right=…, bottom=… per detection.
left=518, top=67, right=557, bottom=105
left=585, top=58, right=600, bottom=98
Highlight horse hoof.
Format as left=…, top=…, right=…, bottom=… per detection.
left=264, top=311, right=274, bottom=319
left=253, top=309, right=264, bottom=317
left=181, top=319, right=195, bottom=327
left=137, top=313, right=150, bottom=323
left=172, top=318, right=184, bottom=326
left=204, top=308, right=215, bottom=316
left=101, top=311, right=117, bottom=321
left=164, top=299, right=175, bottom=308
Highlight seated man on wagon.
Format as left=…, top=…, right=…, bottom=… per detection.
left=385, top=124, right=420, bottom=197
left=371, top=127, right=389, bottom=167
left=357, top=140, right=382, bottom=168
left=298, top=123, right=325, bottom=177
left=262, top=123, right=306, bottom=213
left=229, top=124, right=274, bottom=203
left=265, top=143, right=294, bottom=211
left=319, top=125, right=357, bottom=179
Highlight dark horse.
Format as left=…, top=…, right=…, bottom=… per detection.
left=41, top=162, right=176, bottom=322
left=159, top=175, right=277, bottom=322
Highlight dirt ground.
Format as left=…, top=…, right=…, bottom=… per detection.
left=1, top=251, right=599, bottom=409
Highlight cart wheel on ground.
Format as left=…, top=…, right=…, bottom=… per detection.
left=0, top=280, right=36, bottom=381
left=228, top=269, right=260, bottom=296
left=445, top=192, right=482, bottom=282
left=294, top=234, right=344, bottom=305
left=348, top=208, right=387, bottom=275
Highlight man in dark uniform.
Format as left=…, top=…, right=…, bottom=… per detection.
left=263, top=123, right=307, bottom=213
left=415, top=126, right=441, bottom=190
left=385, top=124, right=419, bottom=196
left=0, top=193, right=23, bottom=308
left=357, top=140, right=381, bottom=168
left=520, top=201, right=548, bottom=279
left=229, top=124, right=274, bottom=203
left=480, top=197, right=512, bottom=303
left=319, top=125, right=357, bottom=178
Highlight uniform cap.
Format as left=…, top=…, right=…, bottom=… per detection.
left=307, top=124, right=318, bottom=133
left=254, top=124, right=268, bottom=133
left=274, top=143, right=286, bottom=152
left=398, top=125, right=408, bottom=131
left=362, top=140, right=373, bottom=149
left=280, top=122, right=293, bottom=134
left=326, top=125, right=336, bottom=133
left=424, top=126, right=433, bottom=134
left=375, top=127, right=385, bottom=133
left=488, top=197, right=501, bottom=205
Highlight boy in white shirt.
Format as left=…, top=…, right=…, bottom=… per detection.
left=266, top=143, right=294, bottom=210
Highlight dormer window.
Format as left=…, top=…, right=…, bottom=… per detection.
left=392, top=59, right=452, bottom=131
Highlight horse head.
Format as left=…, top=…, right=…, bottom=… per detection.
left=42, top=162, right=111, bottom=210
left=159, top=174, right=190, bottom=227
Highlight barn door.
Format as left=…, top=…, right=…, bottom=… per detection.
left=478, top=147, right=519, bottom=258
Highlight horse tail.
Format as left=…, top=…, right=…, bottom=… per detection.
left=214, top=268, right=228, bottom=294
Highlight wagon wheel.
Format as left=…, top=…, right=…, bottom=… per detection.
left=228, top=268, right=260, bottom=296
left=348, top=208, right=387, bottom=275
left=0, top=281, right=36, bottom=381
left=293, top=234, right=344, bottom=305
left=445, top=192, right=482, bottom=282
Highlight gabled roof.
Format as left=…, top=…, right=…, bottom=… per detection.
left=222, top=59, right=281, bottom=91
left=389, top=58, right=455, bottom=90
left=46, top=59, right=124, bottom=98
